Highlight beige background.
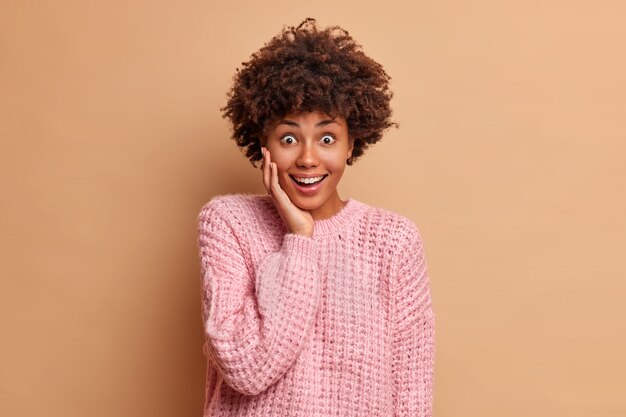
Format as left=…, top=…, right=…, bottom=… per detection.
left=1, top=1, right=625, bottom=416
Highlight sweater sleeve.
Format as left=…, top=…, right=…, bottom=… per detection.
left=391, top=222, right=435, bottom=417
left=196, top=200, right=322, bottom=396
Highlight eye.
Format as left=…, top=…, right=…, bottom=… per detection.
left=321, top=134, right=336, bottom=145
left=280, top=134, right=297, bottom=145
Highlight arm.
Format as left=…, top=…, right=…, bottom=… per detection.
left=391, top=222, right=436, bottom=417
left=197, top=200, right=322, bottom=396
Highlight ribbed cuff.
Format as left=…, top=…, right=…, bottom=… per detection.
left=282, top=232, right=318, bottom=251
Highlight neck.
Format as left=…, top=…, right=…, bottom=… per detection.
left=309, top=192, right=346, bottom=221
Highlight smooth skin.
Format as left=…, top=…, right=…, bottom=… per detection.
left=260, top=110, right=354, bottom=237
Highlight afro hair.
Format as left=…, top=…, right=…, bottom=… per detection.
left=221, top=17, right=398, bottom=167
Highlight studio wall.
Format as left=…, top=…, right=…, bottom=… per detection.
left=1, top=1, right=625, bottom=416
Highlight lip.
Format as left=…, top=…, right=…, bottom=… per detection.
left=289, top=173, right=327, bottom=178
left=289, top=174, right=328, bottom=195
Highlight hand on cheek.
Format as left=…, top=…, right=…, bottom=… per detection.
left=261, top=147, right=314, bottom=237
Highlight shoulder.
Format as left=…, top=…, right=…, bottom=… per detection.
left=198, top=192, right=251, bottom=215
left=361, top=202, right=424, bottom=249
left=197, top=193, right=276, bottom=230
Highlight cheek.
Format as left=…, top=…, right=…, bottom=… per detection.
left=269, top=150, right=289, bottom=167
left=273, top=162, right=290, bottom=182
left=274, top=160, right=289, bottom=175
left=322, top=154, right=348, bottom=172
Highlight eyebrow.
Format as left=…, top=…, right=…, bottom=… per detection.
left=278, top=119, right=339, bottom=127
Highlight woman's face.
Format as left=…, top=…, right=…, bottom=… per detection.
left=262, top=110, right=354, bottom=218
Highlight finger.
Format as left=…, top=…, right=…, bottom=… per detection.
left=271, top=162, right=286, bottom=198
left=263, top=148, right=271, bottom=193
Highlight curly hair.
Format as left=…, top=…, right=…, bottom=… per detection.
left=220, top=17, right=398, bottom=167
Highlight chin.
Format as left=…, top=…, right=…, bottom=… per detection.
left=288, top=194, right=326, bottom=211
left=291, top=198, right=322, bottom=210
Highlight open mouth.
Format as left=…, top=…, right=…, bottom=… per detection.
left=289, top=174, right=328, bottom=187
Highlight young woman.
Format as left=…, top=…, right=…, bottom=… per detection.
left=197, top=18, right=435, bottom=416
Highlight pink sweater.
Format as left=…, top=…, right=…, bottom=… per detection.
left=196, top=193, right=435, bottom=416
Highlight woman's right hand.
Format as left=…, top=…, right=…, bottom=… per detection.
left=261, top=147, right=314, bottom=237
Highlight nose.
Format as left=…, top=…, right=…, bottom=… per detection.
left=296, top=142, right=319, bottom=168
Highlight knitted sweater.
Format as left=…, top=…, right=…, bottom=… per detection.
left=196, top=193, right=435, bottom=417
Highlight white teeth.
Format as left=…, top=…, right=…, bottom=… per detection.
left=294, top=175, right=325, bottom=184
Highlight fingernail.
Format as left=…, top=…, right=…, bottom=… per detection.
left=262, top=147, right=266, bottom=156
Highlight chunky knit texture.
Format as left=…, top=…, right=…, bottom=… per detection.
left=196, top=193, right=435, bottom=416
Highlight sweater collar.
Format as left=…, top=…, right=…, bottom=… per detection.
left=262, top=195, right=363, bottom=239
left=311, top=197, right=361, bottom=238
